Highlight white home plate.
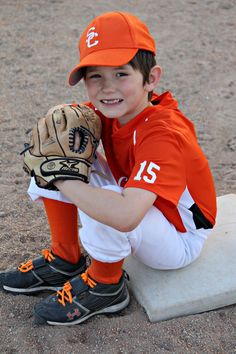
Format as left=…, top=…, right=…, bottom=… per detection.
left=124, top=194, right=236, bottom=322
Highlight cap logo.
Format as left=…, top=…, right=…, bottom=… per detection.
left=86, top=27, right=99, bottom=48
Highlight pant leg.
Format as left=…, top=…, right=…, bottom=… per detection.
left=79, top=184, right=211, bottom=270
left=131, top=205, right=211, bottom=269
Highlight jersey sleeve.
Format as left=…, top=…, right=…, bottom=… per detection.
left=125, top=124, right=186, bottom=206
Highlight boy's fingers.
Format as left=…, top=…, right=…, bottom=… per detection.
left=62, top=105, right=81, bottom=130
left=51, top=108, right=67, bottom=132
left=46, top=104, right=68, bottom=116
left=37, top=117, right=50, bottom=150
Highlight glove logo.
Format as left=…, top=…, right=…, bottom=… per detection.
left=86, top=27, right=99, bottom=48
left=47, top=161, right=56, bottom=170
left=60, top=160, right=80, bottom=172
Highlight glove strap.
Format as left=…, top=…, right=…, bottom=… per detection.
left=40, top=157, right=91, bottom=184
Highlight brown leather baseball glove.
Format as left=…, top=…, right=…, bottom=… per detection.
left=22, top=104, right=102, bottom=189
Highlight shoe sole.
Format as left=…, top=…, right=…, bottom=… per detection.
left=3, top=284, right=62, bottom=295
left=33, top=289, right=130, bottom=326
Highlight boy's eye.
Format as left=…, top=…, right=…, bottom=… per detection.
left=116, top=72, right=128, bottom=77
left=87, top=74, right=101, bottom=79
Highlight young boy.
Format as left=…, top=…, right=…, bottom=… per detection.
left=0, top=12, right=216, bottom=326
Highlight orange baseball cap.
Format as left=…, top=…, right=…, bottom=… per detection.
left=68, top=11, right=156, bottom=86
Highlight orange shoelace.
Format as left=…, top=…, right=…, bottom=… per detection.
left=57, top=281, right=73, bottom=306
left=57, top=271, right=97, bottom=306
left=18, top=249, right=55, bottom=273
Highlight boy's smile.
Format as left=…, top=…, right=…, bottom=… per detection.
left=84, top=65, right=151, bottom=125
left=100, top=99, right=123, bottom=104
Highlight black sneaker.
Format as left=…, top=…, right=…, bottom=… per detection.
left=33, top=270, right=130, bottom=326
left=0, top=249, right=87, bottom=295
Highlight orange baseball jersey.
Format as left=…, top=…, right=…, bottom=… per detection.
left=86, top=91, right=216, bottom=233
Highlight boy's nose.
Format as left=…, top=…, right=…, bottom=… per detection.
left=101, top=79, right=116, bottom=93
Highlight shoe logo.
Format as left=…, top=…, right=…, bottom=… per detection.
left=86, top=27, right=99, bottom=48
left=67, top=308, right=81, bottom=320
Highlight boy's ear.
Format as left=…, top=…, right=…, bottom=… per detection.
left=144, top=65, right=161, bottom=92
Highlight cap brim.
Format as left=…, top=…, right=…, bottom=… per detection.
left=68, top=48, right=138, bottom=86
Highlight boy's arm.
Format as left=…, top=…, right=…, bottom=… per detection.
left=54, top=180, right=156, bottom=232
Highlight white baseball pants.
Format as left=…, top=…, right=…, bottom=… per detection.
left=28, top=153, right=211, bottom=270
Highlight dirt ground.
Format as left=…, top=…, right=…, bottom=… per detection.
left=0, top=0, right=236, bottom=353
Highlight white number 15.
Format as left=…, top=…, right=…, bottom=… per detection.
left=134, top=161, right=160, bottom=184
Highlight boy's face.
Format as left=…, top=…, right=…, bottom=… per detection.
left=84, top=65, right=150, bottom=125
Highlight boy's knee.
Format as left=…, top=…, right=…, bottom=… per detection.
left=79, top=211, right=131, bottom=262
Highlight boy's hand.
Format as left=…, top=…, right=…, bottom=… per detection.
left=21, top=104, right=102, bottom=190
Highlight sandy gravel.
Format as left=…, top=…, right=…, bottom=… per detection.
left=0, top=0, right=236, bottom=353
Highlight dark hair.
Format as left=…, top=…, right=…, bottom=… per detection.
left=128, top=50, right=156, bottom=100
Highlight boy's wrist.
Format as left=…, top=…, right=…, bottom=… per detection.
left=54, top=179, right=84, bottom=189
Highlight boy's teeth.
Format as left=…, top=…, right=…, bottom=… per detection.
left=102, top=99, right=121, bottom=104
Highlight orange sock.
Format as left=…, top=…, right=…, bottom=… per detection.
left=88, top=258, right=124, bottom=284
left=42, top=198, right=81, bottom=264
